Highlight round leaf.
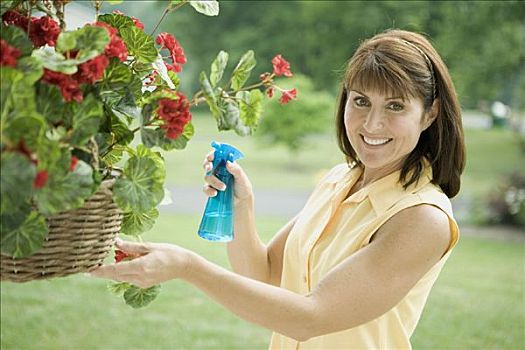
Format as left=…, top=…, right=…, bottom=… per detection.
left=0, top=211, right=48, bottom=258
left=0, top=152, right=36, bottom=213
left=189, top=0, right=220, bottom=16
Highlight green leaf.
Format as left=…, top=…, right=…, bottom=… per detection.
left=110, top=111, right=135, bottom=146
left=3, top=113, right=46, bottom=150
left=1, top=2, right=15, bottom=17
left=68, top=94, right=103, bottom=146
left=199, top=71, right=221, bottom=119
left=15, top=56, right=44, bottom=84
left=222, top=100, right=240, bottom=130
left=101, top=144, right=126, bottom=167
left=107, top=0, right=124, bottom=4
left=0, top=24, right=33, bottom=56
left=98, top=13, right=135, bottom=32
left=0, top=211, right=48, bottom=258
left=121, top=207, right=159, bottom=236
left=142, top=122, right=194, bottom=151
left=230, top=50, right=256, bottom=91
left=123, top=284, right=161, bottom=308
left=210, top=50, right=229, bottom=87
left=35, top=160, right=96, bottom=216
left=189, top=0, right=219, bottom=16
left=152, top=54, right=176, bottom=90
left=108, top=281, right=132, bottom=295
left=1, top=202, right=31, bottom=235
left=238, top=89, right=263, bottom=128
left=0, top=152, right=36, bottom=213
left=32, top=48, right=78, bottom=74
left=0, top=67, right=22, bottom=121
left=113, top=156, right=164, bottom=212
left=56, top=26, right=110, bottom=62
left=120, top=26, right=157, bottom=64
left=35, top=83, right=66, bottom=124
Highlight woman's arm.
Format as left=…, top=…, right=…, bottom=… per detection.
left=90, top=204, right=451, bottom=341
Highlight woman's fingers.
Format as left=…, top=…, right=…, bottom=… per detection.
left=115, top=238, right=151, bottom=254
left=203, top=183, right=218, bottom=197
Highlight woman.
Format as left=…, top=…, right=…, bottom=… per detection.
left=91, top=29, right=465, bottom=349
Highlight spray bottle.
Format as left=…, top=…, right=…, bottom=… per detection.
left=198, top=141, right=244, bottom=242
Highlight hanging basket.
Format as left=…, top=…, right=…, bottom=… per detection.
left=1, top=180, right=123, bottom=282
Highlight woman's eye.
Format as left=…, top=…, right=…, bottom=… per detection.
left=353, top=97, right=369, bottom=107
left=388, top=102, right=404, bottom=111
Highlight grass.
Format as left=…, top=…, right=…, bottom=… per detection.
left=1, top=214, right=524, bottom=349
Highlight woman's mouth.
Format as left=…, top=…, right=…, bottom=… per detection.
left=361, top=135, right=393, bottom=146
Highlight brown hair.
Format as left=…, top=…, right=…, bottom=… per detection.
left=335, top=29, right=466, bottom=198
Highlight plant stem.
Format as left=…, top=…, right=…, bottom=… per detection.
left=150, top=0, right=188, bottom=37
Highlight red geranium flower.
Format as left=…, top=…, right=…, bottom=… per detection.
left=157, top=92, right=192, bottom=140
left=75, top=54, right=109, bottom=84
left=42, top=69, right=83, bottom=102
left=29, top=16, right=60, bottom=47
left=33, top=170, right=48, bottom=189
left=279, top=88, right=297, bottom=104
left=272, top=54, right=293, bottom=77
left=0, top=39, right=21, bottom=68
left=94, top=21, right=128, bottom=62
left=2, top=10, right=29, bottom=31
left=156, top=32, right=186, bottom=72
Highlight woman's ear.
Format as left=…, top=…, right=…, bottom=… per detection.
left=423, top=98, right=439, bottom=130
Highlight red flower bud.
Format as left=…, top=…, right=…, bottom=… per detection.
left=69, top=156, right=79, bottom=172
left=33, top=170, right=48, bottom=189
left=266, top=87, right=274, bottom=98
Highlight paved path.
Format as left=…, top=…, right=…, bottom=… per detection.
left=160, top=185, right=524, bottom=242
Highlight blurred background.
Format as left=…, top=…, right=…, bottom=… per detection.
left=1, top=1, right=524, bottom=349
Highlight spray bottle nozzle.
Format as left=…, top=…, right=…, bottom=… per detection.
left=210, top=141, right=244, bottom=171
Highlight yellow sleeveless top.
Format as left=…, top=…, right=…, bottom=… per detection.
left=269, top=162, right=460, bottom=350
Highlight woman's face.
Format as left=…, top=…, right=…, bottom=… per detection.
left=344, top=88, right=433, bottom=174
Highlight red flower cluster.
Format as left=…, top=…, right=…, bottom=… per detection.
left=29, top=16, right=61, bottom=47
left=272, top=54, right=293, bottom=77
left=40, top=21, right=128, bottom=102
left=93, top=21, right=128, bottom=62
left=2, top=10, right=29, bottom=29
left=157, top=92, right=192, bottom=140
left=0, top=39, right=20, bottom=67
left=75, top=55, right=110, bottom=84
left=261, top=55, right=297, bottom=105
left=156, top=32, right=186, bottom=73
left=42, top=69, right=83, bottom=102
left=2, top=11, right=60, bottom=47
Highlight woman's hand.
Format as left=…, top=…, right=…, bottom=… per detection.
left=89, top=239, right=195, bottom=288
left=202, top=150, right=254, bottom=206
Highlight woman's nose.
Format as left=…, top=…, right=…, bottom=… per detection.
left=363, top=109, right=385, bottom=132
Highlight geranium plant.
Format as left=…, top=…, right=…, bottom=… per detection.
left=0, top=0, right=296, bottom=307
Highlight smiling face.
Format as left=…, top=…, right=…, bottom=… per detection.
left=344, top=89, right=434, bottom=178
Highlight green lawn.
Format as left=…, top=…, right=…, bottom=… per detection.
left=1, top=214, right=524, bottom=350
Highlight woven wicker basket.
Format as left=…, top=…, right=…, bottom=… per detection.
left=1, top=180, right=123, bottom=282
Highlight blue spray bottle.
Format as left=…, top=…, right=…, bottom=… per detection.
left=198, top=141, right=244, bottom=242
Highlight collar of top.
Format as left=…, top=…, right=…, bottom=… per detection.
left=328, top=159, right=434, bottom=216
